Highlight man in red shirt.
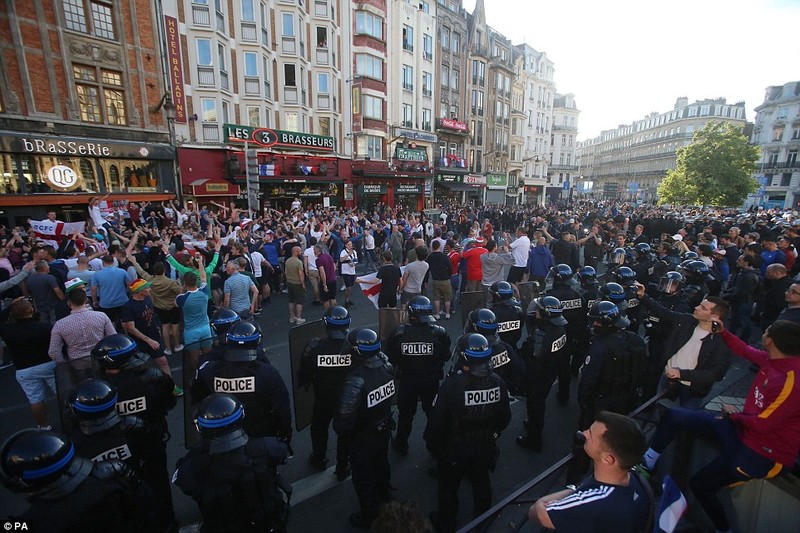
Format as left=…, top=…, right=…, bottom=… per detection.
left=482, top=218, right=494, bottom=241
left=639, top=319, right=800, bottom=533
left=462, top=239, right=487, bottom=292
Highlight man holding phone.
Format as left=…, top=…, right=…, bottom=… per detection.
left=634, top=281, right=732, bottom=410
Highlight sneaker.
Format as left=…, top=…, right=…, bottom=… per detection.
left=445, top=313, right=450, bottom=320
left=172, top=386, right=184, bottom=397
left=174, top=344, right=184, bottom=352
left=340, top=285, right=345, bottom=291
left=163, top=348, right=172, bottom=356
left=282, top=288, right=289, bottom=294
left=254, top=308, right=262, bottom=316
left=295, top=318, right=306, bottom=325
left=289, top=317, right=296, bottom=324
left=344, top=300, right=354, bottom=307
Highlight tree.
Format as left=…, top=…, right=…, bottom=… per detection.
left=657, top=121, right=760, bottom=207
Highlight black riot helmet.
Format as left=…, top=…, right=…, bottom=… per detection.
left=489, top=281, right=514, bottom=302
left=577, top=266, right=597, bottom=285
left=225, top=322, right=262, bottom=361
left=550, top=263, right=574, bottom=282
left=323, top=305, right=351, bottom=339
left=408, top=296, right=435, bottom=324
left=347, top=328, right=382, bottom=358
left=610, top=247, right=627, bottom=265
left=635, top=242, right=651, bottom=258
left=211, top=309, right=241, bottom=338
left=614, top=266, right=637, bottom=287
left=681, top=251, right=699, bottom=262
left=68, top=379, right=120, bottom=433
left=1, top=429, right=92, bottom=494
left=91, top=333, right=149, bottom=370
left=193, top=393, right=249, bottom=453
left=598, top=282, right=629, bottom=312
left=624, top=247, right=637, bottom=264
left=587, top=301, right=630, bottom=334
left=659, top=271, right=684, bottom=293
left=456, top=333, right=493, bottom=366
left=467, top=308, right=498, bottom=336
left=683, top=260, right=710, bottom=284
left=532, top=296, right=568, bottom=326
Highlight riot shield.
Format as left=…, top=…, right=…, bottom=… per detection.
left=289, top=319, right=328, bottom=432
left=378, top=307, right=403, bottom=341
left=460, top=291, right=486, bottom=326
left=55, top=357, right=102, bottom=433
left=516, top=281, right=539, bottom=314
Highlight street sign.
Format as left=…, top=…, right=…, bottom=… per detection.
left=563, top=180, right=570, bottom=190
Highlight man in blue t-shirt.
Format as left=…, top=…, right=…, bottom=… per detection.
left=530, top=411, right=652, bottom=533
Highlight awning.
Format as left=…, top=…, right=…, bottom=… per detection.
left=190, top=178, right=240, bottom=197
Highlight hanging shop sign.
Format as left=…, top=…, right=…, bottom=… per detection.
left=437, top=118, right=468, bottom=132
left=45, top=165, right=81, bottom=192
left=163, top=16, right=187, bottom=123
left=224, top=124, right=334, bottom=152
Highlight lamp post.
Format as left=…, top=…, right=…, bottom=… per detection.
left=161, top=93, right=181, bottom=203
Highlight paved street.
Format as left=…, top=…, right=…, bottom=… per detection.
left=0, top=275, right=583, bottom=532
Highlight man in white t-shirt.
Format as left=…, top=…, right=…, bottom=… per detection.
left=363, top=228, right=376, bottom=272
left=507, top=227, right=531, bottom=287
left=303, top=240, right=322, bottom=304
left=249, top=248, right=271, bottom=307
left=339, top=241, right=358, bottom=307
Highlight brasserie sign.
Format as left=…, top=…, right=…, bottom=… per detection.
left=224, top=124, right=334, bottom=152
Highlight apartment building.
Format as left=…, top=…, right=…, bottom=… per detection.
left=549, top=92, right=579, bottom=199
left=750, top=81, right=800, bottom=210
left=578, top=97, right=747, bottom=202
left=0, top=0, right=176, bottom=225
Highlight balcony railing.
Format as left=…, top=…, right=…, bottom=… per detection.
left=202, top=123, right=220, bottom=142
left=192, top=5, right=210, bottom=26
left=197, top=66, right=215, bottom=86
left=241, top=22, right=257, bottom=41
left=402, top=42, right=414, bottom=52
left=220, top=69, right=229, bottom=91
left=423, top=51, right=433, bottom=60
left=215, top=10, right=225, bottom=32
left=244, top=77, right=260, bottom=96
left=402, top=82, right=413, bottom=91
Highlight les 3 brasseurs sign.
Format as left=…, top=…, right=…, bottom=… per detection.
left=224, top=123, right=334, bottom=152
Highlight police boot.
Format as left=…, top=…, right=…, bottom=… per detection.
left=309, top=454, right=328, bottom=472
left=334, top=463, right=351, bottom=481
left=516, top=435, right=543, bottom=452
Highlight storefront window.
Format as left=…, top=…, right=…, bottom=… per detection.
left=99, top=159, right=161, bottom=192
left=19, top=155, right=101, bottom=193
left=0, top=155, right=22, bottom=194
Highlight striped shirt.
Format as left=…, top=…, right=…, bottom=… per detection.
left=49, top=307, right=116, bottom=362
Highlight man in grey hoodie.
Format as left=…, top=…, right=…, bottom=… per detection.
left=481, top=240, right=514, bottom=298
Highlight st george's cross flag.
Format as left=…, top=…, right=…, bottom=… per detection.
left=29, top=219, right=86, bottom=248
left=654, top=475, right=687, bottom=533
left=357, top=266, right=407, bottom=309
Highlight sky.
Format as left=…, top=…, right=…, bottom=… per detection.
left=462, top=0, right=800, bottom=141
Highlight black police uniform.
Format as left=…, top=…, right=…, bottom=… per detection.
left=576, top=283, right=599, bottom=376
left=642, top=291, right=691, bottom=399
left=102, top=364, right=177, bottom=529
left=632, top=256, right=655, bottom=285
left=16, top=459, right=159, bottom=533
left=624, top=284, right=645, bottom=333
left=70, top=414, right=149, bottom=470
left=297, top=335, right=351, bottom=469
left=577, top=330, right=647, bottom=429
left=385, top=322, right=451, bottom=452
left=424, top=357, right=511, bottom=532
left=333, top=350, right=395, bottom=524
left=194, top=357, right=292, bottom=440
left=680, top=280, right=709, bottom=309
left=545, top=282, right=585, bottom=402
left=519, top=318, right=567, bottom=448
left=490, top=300, right=525, bottom=348
left=174, top=437, right=290, bottom=532
left=486, top=334, right=525, bottom=396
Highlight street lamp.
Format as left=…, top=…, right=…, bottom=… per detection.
left=154, top=93, right=181, bottom=203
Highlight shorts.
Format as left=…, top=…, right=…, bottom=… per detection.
left=155, top=306, right=181, bottom=325
left=401, top=291, right=420, bottom=305
left=507, top=265, right=527, bottom=283
left=288, top=283, right=305, bottom=304
left=99, top=306, right=124, bottom=324
left=139, top=341, right=167, bottom=360
left=320, top=280, right=337, bottom=302
left=258, top=275, right=270, bottom=288
left=432, top=280, right=452, bottom=302
left=16, top=360, right=57, bottom=404
left=342, top=274, right=356, bottom=288
left=184, top=326, right=213, bottom=352
left=211, top=274, right=224, bottom=291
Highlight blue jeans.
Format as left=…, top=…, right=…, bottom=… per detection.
left=657, top=374, right=705, bottom=410
left=449, top=274, right=460, bottom=310
left=650, top=408, right=782, bottom=531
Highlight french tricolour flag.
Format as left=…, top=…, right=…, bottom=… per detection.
left=654, top=475, right=687, bottom=533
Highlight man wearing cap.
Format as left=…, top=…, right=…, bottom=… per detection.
left=121, top=279, right=182, bottom=395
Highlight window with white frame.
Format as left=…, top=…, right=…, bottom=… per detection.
left=200, top=98, right=217, bottom=121
left=450, top=69, right=458, bottom=90
left=358, top=135, right=382, bottom=159
left=197, top=39, right=212, bottom=65
left=241, top=0, right=255, bottom=21
left=286, top=111, right=299, bottom=131
left=355, top=11, right=382, bottom=39
left=356, top=54, right=383, bottom=79
left=63, top=0, right=117, bottom=40
left=422, top=108, right=431, bottom=131
left=422, top=71, right=432, bottom=96
left=284, top=64, right=296, bottom=86
left=402, top=25, right=413, bottom=51
left=260, top=2, right=269, bottom=45
left=423, top=34, right=433, bottom=60
left=317, top=72, right=329, bottom=94
left=451, top=32, right=459, bottom=54
left=282, top=12, right=294, bottom=36
left=402, top=103, right=413, bottom=128
left=402, top=65, right=413, bottom=91
left=315, top=0, right=327, bottom=17
left=221, top=100, right=229, bottom=123
left=441, top=27, right=449, bottom=49
left=363, top=94, right=383, bottom=120
left=243, top=52, right=258, bottom=76
left=247, top=105, right=260, bottom=127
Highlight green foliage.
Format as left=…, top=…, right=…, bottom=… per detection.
left=657, top=121, right=760, bottom=207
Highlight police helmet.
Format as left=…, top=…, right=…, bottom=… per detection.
left=211, top=309, right=241, bottom=337
left=658, top=271, right=684, bottom=293
left=610, top=247, right=627, bottom=264
left=468, top=308, right=498, bottom=335
left=635, top=242, right=651, bottom=257
left=681, top=251, right=699, bottom=261
left=194, top=393, right=245, bottom=439
left=323, top=306, right=351, bottom=339
left=587, top=301, right=630, bottom=333
left=489, top=281, right=514, bottom=302
left=682, top=260, right=710, bottom=282
left=1, top=429, right=91, bottom=493
left=68, top=379, right=120, bottom=432
left=614, top=266, right=637, bottom=287
left=347, top=328, right=382, bottom=357
left=624, top=246, right=637, bottom=264
left=91, top=334, right=148, bottom=370
left=408, top=296, right=435, bottom=324
left=577, top=266, right=597, bottom=284
left=456, top=333, right=493, bottom=365
left=550, top=264, right=574, bottom=282
left=599, top=282, right=629, bottom=312
left=532, top=296, right=568, bottom=326
left=225, top=322, right=262, bottom=361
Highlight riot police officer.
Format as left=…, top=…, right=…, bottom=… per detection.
left=465, top=308, right=525, bottom=395
left=575, top=266, right=600, bottom=377
left=193, top=322, right=292, bottom=441
left=424, top=333, right=511, bottom=533
left=334, top=328, right=395, bottom=528
left=173, top=393, right=291, bottom=532
left=297, top=305, right=352, bottom=478
left=577, top=266, right=600, bottom=304
left=598, top=281, right=629, bottom=315
left=0, top=429, right=158, bottom=532
left=517, top=296, right=568, bottom=452
left=599, top=247, right=627, bottom=283
left=92, top=333, right=177, bottom=530
left=199, top=309, right=243, bottom=363
left=385, top=296, right=451, bottom=456
left=577, top=302, right=647, bottom=430
left=614, top=266, right=643, bottom=333
left=680, top=260, right=711, bottom=309
left=632, top=242, right=655, bottom=285
left=543, top=264, right=585, bottom=404
left=489, top=281, right=525, bottom=349
left=67, top=378, right=149, bottom=471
